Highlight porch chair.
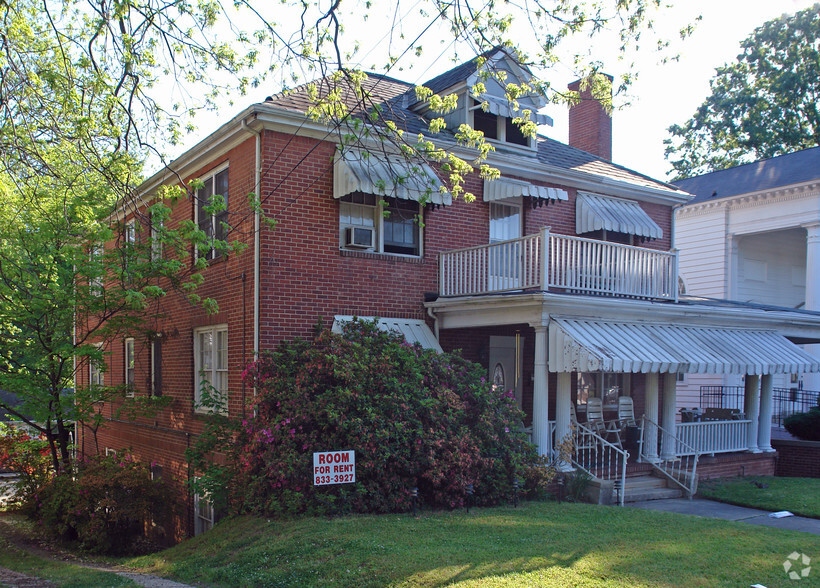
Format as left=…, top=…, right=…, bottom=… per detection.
left=617, top=396, right=637, bottom=429
left=587, top=398, right=622, bottom=447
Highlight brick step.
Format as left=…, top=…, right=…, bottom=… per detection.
left=624, top=476, right=668, bottom=490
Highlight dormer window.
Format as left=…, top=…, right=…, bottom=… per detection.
left=470, top=99, right=531, bottom=147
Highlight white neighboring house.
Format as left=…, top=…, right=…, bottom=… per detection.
left=674, top=146, right=820, bottom=419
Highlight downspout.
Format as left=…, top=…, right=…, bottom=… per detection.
left=241, top=117, right=262, bottom=374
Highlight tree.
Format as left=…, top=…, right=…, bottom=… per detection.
left=0, top=0, right=670, bottom=472
left=665, top=5, right=820, bottom=179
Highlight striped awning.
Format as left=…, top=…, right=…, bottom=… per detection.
left=333, top=148, right=450, bottom=205
left=549, top=318, right=820, bottom=375
left=576, top=192, right=662, bottom=240
left=332, top=316, right=443, bottom=353
left=483, top=177, right=568, bottom=202
left=473, top=95, right=553, bottom=126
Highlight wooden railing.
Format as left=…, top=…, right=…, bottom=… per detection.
left=439, top=227, right=678, bottom=301
left=676, top=420, right=751, bottom=456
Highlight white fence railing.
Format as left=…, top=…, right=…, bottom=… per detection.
left=676, top=420, right=751, bottom=456
left=571, top=422, right=629, bottom=507
left=439, top=227, right=678, bottom=301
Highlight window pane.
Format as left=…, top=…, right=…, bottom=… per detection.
left=215, top=169, right=229, bottom=207
left=199, top=332, right=213, bottom=370
left=216, top=330, right=227, bottom=370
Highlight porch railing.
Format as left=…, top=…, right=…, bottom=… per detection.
left=700, top=385, right=820, bottom=426
left=676, top=420, right=751, bottom=455
left=571, top=422, right=629, bottom=507
left=439, top=227, right=678, bottom=301
left=640, top=416, right=699, bottom=498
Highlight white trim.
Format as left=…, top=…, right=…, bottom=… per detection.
left=124, top=338, right=135, bottom=397
left=193, top=324, right=228, bottom=414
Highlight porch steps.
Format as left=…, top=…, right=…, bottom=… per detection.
left=623, top=474, right=683, bottom=503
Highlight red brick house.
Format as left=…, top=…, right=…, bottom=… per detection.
left=80, top=49, right=820, bottom=538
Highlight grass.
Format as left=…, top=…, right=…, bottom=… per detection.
left=0, top=517, right=135, bottom=587
left=698, top=476, right=820, bottom=518
left=123, top=501, right=820, bottom=587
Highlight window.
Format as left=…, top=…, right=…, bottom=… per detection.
left=577, top=372, right=629, bottom=410
left=470, top=99, right=532, bottom=147
left=89, top=244, right=104, bottom=295
left=583, top=229, right=634, bottom=246
left=124, top=338, right=135, bottom=397
left=339, top=194, right=421, bottom=256
left=195, top=167, right=229, bottom=260
left=194, top=325, right=228, bottom=413
left=151, top=214, right=163, bottom=261
left=194, top=491, right=214, bottom=535
left=124, top=220, right=137, bottom=274
left=151, top=338, right=162, bottom=397
left=90, top=345, right=105, bottom=387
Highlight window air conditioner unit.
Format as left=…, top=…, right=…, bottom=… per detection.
left=344, top=227, right=375, bottom=249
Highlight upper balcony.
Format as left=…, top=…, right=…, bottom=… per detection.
left=439, top=228, right=679, bottom=301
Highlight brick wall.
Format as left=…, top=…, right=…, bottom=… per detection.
left=695, top=452, right=777, bottom=481
left=772, top=439, right=820, bottom=478
left=80, top=125, right=678, bottom=540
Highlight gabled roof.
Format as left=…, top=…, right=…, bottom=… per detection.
left=674, top=146, right=820, bottom=205
left=251, top=54, right=687, bottom=200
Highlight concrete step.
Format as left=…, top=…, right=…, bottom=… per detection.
left=624, top=476, right=668, bottom=490
left=624, top=485, right=683, bottom=503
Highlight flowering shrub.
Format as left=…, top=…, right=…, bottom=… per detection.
left=29, top=453, right=171, bottom=554
left=0, top=423, right=52, bottom=507
left=233, top=319, right=547, bottom=516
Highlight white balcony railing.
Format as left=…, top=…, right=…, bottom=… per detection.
left=676, top=420, right=752, bottom=456
left=439, top=227, right=678, bottom=301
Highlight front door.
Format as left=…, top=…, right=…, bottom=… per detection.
left=489, top=335, right=524, bottom=409
left=489, top=202, right=522, bottom=290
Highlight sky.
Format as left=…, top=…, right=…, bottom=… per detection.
left=180, top=0, right=818, bottom=183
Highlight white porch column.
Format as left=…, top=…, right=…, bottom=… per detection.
left=758, top=374, right=775, bottom=452
left=643, top=373, right=659, bottom=462
left=803, top=223, right=820, bottom=391
left=661, top=373, right=678, bottom=460
left=555, top=372, right=573, bottom=471
left=744, top=374, right=761, bottom=453
left=531, top=326, right=551, bottom=456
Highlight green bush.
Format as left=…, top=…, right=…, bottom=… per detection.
left=783, top=399, right=820, bottom=441
left=28, top=453, right=172, bottom=554
left=0, top=423, right=53, bottom=508
left=234, top=319, right=548, bottom=516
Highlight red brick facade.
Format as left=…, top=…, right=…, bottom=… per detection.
left=79, top=103, right=678, bottom=540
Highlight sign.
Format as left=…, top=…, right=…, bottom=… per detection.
left=313, top=450, right=356, bottom=486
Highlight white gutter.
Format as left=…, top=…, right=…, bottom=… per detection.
left=240, top=118, right=262, bottom=362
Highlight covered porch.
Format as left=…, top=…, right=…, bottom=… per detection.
left=427, top=291, right=820, bottom=491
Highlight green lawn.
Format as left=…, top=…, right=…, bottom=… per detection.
left=0, top=527, right=134, bottom=587
left=124, top=501, right=820, bottom=587
left=698, top=476, right=820, bottom=518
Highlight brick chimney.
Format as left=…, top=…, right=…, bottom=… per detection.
left=568, top=74, right=613, bottom=160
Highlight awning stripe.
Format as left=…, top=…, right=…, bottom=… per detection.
left=333, top=148, right=450, bottom=206
left=331, top=316, right=443, bottom=353
left=483, top=177, right=568, bottom=202
left=476, top=95, right=553, bottom=126
left=576, top=192, right=663, bottom=239
left=549, top=318, right=820, bottom=375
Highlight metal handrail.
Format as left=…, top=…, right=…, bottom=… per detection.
left=571, top=421, right=629, bottom=506
left=640, top=416, right=700, bottom=498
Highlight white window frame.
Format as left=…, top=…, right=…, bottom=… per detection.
left=194, top=489, right=214, bottom=535
left=194, top=324, right=228, bottom=414
left=195, top=164, right=230, bottom=261
left=577, top=372, right=631, bottom=411
left=90, top=343, right=105, bottom=387
left=151, top=338, right=162, bottom=397
left=89, top=244, right=104, bottom=295
left=124, top=338, right=135, bottom=397
left=339, top=195, right=422, bottom=257
left=151, top=214, right=163, bottom=262
left=469, top=99, right=535, bottom=149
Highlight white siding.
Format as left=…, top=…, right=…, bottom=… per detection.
left=736, top=229, right=806, bottom=308
left=676, top=208, right=728, bottom=298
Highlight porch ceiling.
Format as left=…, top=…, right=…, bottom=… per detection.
left=549, top=318, right=820, bottom=375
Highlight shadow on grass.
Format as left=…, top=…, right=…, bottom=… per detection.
left=131, top=501, right=820, bottom=587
